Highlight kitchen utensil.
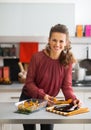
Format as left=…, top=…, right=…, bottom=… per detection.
left=9, top=45, right=16, bottom=57
left=0, top=45, right=3, bottom=56
left=0, top=67, right=3, bottom=83
left=79, top=47, right=91, bottom=75
left=74, top=63, right=86, bottom=81
left=3, top=47, right=10, bottom=56
left=54, top=104, right=78, bottom=112
left=4, top=58, right=20, bottom=81
left=18, top=62, right=25, bottom=72
left=3, top=66, right=11, bottom=84
left=18, top=62, right=27, bottom=83
left=46, top=106, right=89, bottom=116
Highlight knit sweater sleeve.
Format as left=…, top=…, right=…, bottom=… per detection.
left=24, top=54, right=46, bottom=99
left=61, top=64, right=77, bottom=100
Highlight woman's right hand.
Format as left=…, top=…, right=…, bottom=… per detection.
left=44, top=94, right=55, bottom=106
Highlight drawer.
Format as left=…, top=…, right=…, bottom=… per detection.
left=0, top=91, right=21, bottom=102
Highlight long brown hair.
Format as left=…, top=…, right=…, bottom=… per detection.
left=46, top=24, right=76, bottom=66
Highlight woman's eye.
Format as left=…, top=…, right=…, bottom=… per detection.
left=52, top=39, right=57, bottom=42
left=60, top=40, right=64, bottom=43
left=52, top=39, right=64, bottom=43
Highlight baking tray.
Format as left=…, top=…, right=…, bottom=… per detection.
left=15, top=98, right=47, bottom=114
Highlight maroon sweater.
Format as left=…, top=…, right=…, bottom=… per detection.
left=23, top=50, right=76, bottom=100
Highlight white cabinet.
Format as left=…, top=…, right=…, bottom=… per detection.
left=0, top=91, right=20, bottom=102
left=0, top=89, right=40, bottom=130
left=84, top=92, right=91, bottom=130
left=55, top=90, right=91, bottom=130
left=0, top=87, right=91, bottom=130
left=54, top=124, right=84, bottom=130
left=0, top=89, right=23, bottom=130
left=54, top=91, right=84, bottom=130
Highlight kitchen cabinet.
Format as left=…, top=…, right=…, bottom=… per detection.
left=0, top=85, right=91, bottom=130
left=55, top=89, right=91, bottom=130
left=54, top=90, right=84, bottom=130
left=84, top=92, right=91, bottom=130
left=0, top=85, right=23, bottom=130
left=0, top=91, right=20, bottom=102
left=0, top=91, right=23, bottom=130
left=54, top=124, right=84, bottom=130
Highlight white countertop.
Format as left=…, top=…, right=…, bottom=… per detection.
left=0, top=83, right=23, bottom=92
left=0, top=102, right=91, bottom=124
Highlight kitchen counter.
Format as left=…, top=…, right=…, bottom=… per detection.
left=0, top=83, right=23, bottom=92
left=0, top=102, right=91, bottom=125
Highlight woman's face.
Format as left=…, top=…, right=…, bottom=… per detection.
left=49, top=32, right=67, bottom=55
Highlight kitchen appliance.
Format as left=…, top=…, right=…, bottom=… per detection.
left=72, top=62, right=91, bottom=87
left=72, top=80, right=91, bottom=87
left=72, top=63, right=86, bottom=81
left=79, top=46, right=91, bottom=75
left=3, top=58, right=20, bottom=82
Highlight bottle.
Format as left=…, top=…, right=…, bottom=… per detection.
left=76, top=25, right=83, bottom=37
left=85, top=25, right=91, bottom=37
left=10, top=45, right=16, bottom=57
left=0, top=45, right=3, bottom=56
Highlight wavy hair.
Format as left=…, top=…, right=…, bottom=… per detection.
left=46, top=24, right=76, bottom=66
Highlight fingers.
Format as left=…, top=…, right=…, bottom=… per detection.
left=73, top=99, right=82, bottom=108
left=44, top=94, right=55, bottom=106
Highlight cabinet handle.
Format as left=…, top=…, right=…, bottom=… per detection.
left=11, top=97, right=19, bottom=99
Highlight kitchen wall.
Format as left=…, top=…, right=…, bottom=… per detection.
left=0, top=3, right=75, bottom=36
left=1, top=0, right=91, bottom=25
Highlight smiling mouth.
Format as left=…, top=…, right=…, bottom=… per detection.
left=54, top=47, right=61, bottom=50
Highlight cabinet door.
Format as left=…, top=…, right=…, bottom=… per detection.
left=0, top=91, right=21, bottom=130
left=55, top=91, right=84, bottom=130
left=54, top=124, right=84, bottom=130
left=11, top=124, right=23, bottom=130
left=84, top=92, right=91, bottom=130
left=0, top=92, right=20, bottom=102
left=12, top=124, right=40, bottom=130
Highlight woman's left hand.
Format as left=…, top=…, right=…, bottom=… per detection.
left=73, top=99, right=82, bottom=108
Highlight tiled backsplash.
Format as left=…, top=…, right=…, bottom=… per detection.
left=72, top=44, right=91, bottom=60
left=0, top=42, right=91, bottom=66
left=39, top=43, right=91, bottom=61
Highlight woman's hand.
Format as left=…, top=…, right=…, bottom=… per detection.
left=73, top=99, right=82, bottom=108
left=44, top=94, right=55, bottom=106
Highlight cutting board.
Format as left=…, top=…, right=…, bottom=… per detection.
left=46, top=106, right=89, bottom=116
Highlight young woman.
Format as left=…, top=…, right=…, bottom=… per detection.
left=19, top=24, right=81, bottom=130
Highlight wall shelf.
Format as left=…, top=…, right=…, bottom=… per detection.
left=0, top=36, right=91, bottom=44
left=70, top=37, right=91, bottom=44
left=0, top=36, right=47, bottom=43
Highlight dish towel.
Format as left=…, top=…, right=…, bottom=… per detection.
left=19, top=42, right=38, bottom=63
